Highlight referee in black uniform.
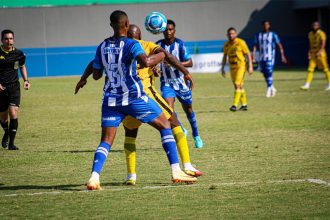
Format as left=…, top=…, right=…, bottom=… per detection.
left=0, top=29, right=30, bottom=150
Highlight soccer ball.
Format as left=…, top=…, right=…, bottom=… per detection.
left=145, top=12, right=167, bottom=35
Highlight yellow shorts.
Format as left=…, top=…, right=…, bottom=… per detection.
left=122, top=86, right=173, bottom=130
left=230, top=66, right=246, bottom=86
left=308, top=55, right=329, bottom=72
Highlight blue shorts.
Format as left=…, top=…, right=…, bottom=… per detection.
left=101, top=95, right=162, bottom=127
left=259, top=60, right=274, bottom=76
left=161, top=85, right=192, bottom=105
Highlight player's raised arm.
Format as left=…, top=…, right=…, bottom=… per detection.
left=154, top=47, right=194, bottom=89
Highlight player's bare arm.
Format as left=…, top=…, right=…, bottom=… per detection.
left=252, top=45, right=257, bottom=63
left=317, top=39, right=326, bottom=57
left=19, top=65, right=30, bottom=90
left=181, top=59, right=193, bottom=68
left=75, top=61, right=93, bottom=94
left=136, top=52, right=165, bottom=68
left=277, top=42, right=287, bottom=63
left=221, top=53, right=227, bottom=77
left=246, top=53, right=253, bottom=75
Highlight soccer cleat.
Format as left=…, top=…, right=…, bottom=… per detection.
left=184, top=169, right=203, bottom=177
left=182, top=127, right=188, bottom=137
left=239, top=105, right=248, bottom=111
left=124, top=177, right=136, bottom=186
left=172, top=170, right=197, bottom=183
left=229, top=105, right=237, bottom=112
left=87, top=177, right=101, bottom=190
left=300, top=85, right=310, bottom=90
left=2, top=133, right=9, bottom=148
left=8, top=145, right=19, bottom=150
left=193, top=136, right=203, bottom=148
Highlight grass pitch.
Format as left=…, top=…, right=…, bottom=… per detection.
left=0, top=70, right=329, bottom=219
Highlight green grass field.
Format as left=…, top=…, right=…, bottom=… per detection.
left=0, top=70, right=329, bottom=219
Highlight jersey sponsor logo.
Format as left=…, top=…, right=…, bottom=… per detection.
left=136, top=111, right=152, bottom=120
left=103, top=47, right=120, bottom=55
left=102, top=117, right=117, bottom=121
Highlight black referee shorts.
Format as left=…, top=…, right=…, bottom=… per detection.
left=0, top=81, right=21, bottom=112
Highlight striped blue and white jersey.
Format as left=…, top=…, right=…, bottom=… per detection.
left=156, top=38, right=191, bottom=90
left=93, top=36, right=145, bottom=106
left=253, top=31, right=280, bottom=63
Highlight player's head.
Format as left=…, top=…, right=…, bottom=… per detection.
left=110, top=10, right=129, bottom=33
left=128, top=24, right=141, bottom=40
left=262, top=20, right=271, bottom=32
left=227, top=27, right=237, bottom=41
left=311, top=21, right=320, bottom=32
left=1, top=29, right=15, bottom=49
left=164, top=19, right=176, bottom=40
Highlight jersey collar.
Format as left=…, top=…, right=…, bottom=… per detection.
left=0, top=45, right=15, bottom=54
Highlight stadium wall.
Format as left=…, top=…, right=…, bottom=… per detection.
left=0, top=0, right=328, bottom=76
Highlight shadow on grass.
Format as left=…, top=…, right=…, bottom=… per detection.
left=28, top=148, right=163, bottom=154
left=0, top=182, right=126, bottom=191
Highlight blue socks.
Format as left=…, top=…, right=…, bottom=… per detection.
left=160, top=128, right=179, bottom=165
left=91, top=142, right=111, bottom=174
left=187, top=111, right=199, bottom=137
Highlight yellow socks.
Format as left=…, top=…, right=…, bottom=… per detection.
left=240, top=89, right=247, bottom=106
left=306, top=71, right=314, bottom=84
left=233, top=89, right=242, bottom=107
left=172, top=126, right=190, bottom=164
left=124, top=137, right=136, bottom=176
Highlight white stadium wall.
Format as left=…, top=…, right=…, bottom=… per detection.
left=0, top=0, right=328, bottom=76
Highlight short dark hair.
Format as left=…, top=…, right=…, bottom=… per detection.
left=1, top=29, right=14, bottom=41
left=227, top=27, right=236, bottom=33
left=167, top=19, right=176, bottom=28
left=110, top=10, right=127, bottom=25
left=262, top=20, right=270, bottom=25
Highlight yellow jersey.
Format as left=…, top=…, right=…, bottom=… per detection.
left=223, top=38, right=250, bottom=69
left=137, top=39, right=160, bottom=88
left=308, top=29, right=327, bottom=56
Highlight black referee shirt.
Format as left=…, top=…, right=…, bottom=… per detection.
left=0, top=46, right=26, bottom=85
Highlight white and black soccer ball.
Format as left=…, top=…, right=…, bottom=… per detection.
left=145, top=12, right=167, bottom=35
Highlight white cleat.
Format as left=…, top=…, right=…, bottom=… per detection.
left=172, top=170, right=197, bottom=183
left=271, top=86, right=277, bottom=97
left=300, top=85, right=310, bottom=90
left=266, top=87, right=272, bottom=98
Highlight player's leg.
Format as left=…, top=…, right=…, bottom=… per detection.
left=261, top=61, right=275, bottom=97
left=230, top=67, right=245, bottom=111
left=162, top=84, right=187, bottom=135
left=148, top=87, right=202, bottom=176
left=0, top=92, right=10, bottom=148
left=6, top=83, right=21, bottom=150
left=301, top=58, right=316, bottom=90
left=319, top=57, right=330, bottom=90
left=87, top=105, right=124, bottom=190
left=129, top=96, right=196, bottom=183
left=122, top=116, right=142, bottom=186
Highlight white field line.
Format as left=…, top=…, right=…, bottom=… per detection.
left=1, top=178, right=329, bottom=198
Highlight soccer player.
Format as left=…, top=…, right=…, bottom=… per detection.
left=252, top=20, right=287, bottom=97
left=156, top=20, right=203, bottom=148
left=221, top=27, right=253, bottom=111
left=76, top=24, right=202, bottom=186
left=0, top=29, right=31, bottom=150
left=300, top=21, right=330, bottom=91
left=75, top=10, right=196, bottom=190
